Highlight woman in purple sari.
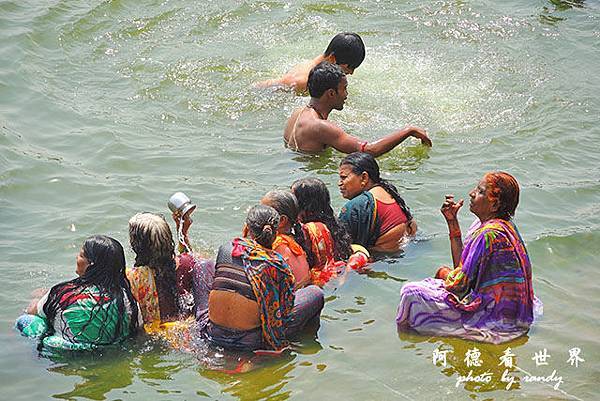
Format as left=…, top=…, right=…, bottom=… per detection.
left=397, top=172, right=541, bottom=344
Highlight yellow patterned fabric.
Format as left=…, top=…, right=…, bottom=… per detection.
left=126, top=266, right=161, bottom=328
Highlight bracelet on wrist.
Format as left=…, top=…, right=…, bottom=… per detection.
left=449, top=229, right=462, bottom=239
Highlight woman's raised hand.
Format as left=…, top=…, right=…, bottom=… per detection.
left=440, top=194, right=464, bottom=222
left=173, top=212, right=193, bottom=234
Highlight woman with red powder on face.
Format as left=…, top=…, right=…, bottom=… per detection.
left=396, top=172, right=542, bottom=344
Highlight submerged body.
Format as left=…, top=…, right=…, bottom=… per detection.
left=258, top=32, right=366, bottom=93
left=17, top=235, right=140, bottom=351
left=397, top=219, right=539, bottom=343
left=284, top=62, right=431, bottom=156
left=200, top=238, right=324, bottom=350
left=338, top=153, right=417, bottom=253
left=397, top=172, right=541, bottom=343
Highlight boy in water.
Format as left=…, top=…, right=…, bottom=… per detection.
left=259, top=32, right=366, bottom=93
left=283, top=62, right=432, bottom=156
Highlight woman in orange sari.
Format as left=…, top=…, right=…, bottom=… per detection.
left=261, top=190, right=311, bottom=288
left=291, top=178, right=353, bottom=284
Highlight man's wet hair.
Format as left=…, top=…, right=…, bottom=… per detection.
left=324, top=32, right=366, bottom=69
left=307, top=61, right=345, bottom=98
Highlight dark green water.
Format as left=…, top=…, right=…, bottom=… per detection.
left=1, top=0, right=599, bottom=400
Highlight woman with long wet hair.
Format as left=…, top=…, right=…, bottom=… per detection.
left=127, top=213, right=192, bottom=329
left=291, top=178, right=352, bottom=270
left=19, top=235, right=140, bottom=351
left=338, top=152, right=416, bottom=253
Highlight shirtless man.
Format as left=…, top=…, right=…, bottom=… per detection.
left=258, top=32, right=366, bottom=93
left=283, top=62, right=432, bottom=156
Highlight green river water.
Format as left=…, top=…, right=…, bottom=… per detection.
left=1, top=0, right=599, bottom=400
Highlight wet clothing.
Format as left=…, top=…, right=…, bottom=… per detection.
left=339, top=191, right=380, bottom=248
left=302, top=221, right=336, bottom=270
left=126, top=253, right=197, bottom=328
left=197, top=285, right=324, bottom=351
left=273, top=233, right=311, bottom=287
left=194, top=239, right=324, bottom=351
left=396, top=219, right=542, bottom=344
left=212, top=246, right=257, bottom=301
left=17, top=284, right=139, bottom=351
left=302, top=221, right=347, bottom=286
left=376, top=199, right=408, bottom=235
left=340, top=190, right=410, bottom=249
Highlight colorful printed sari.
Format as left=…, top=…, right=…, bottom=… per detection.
left=126, top=262, right=197, bottom=348
left=339, top=191, right=379, bottom=248
left=231, top=237, right=295, bottom=350
left=272, top=234, right=305, bottom=257
left=31, top=284, right=135, bottom=350
left=396, top=219, right=542, bottom=344
left=302, top=222, right=346, bottom=285
left=302, top=221, right=336, bottom=269
left=126, top=266, right=161, bottom=326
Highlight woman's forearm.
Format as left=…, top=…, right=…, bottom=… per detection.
left=447, top=219, right=463, bottom=268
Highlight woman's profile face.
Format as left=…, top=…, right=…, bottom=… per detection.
left=469, top=179, right=497, bottom=221
left=338, top=165, right=365, bottom=199
left=76, top=247, right=90, bottom=277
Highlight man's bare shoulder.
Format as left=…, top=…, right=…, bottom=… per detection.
left=302, top=115, right=340, bottom=137
left=280, top=60, right=313, bottom=91
left=284, top=108, right=341, bottom=152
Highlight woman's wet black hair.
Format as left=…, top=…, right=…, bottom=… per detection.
left=43, top=235, right=139, bottom=345
left=128, top=213, right=181, bottom=321
left=324, top=32, right=366, bottom=69
left=308, top=61, right=345, bottom=98
left=340, top=152, right=413, bottom=221
left=246, top=204, right=280, bottom=248
left=291, top=178, right=352, bottom=263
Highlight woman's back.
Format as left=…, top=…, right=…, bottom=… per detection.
left=273, top=234, right=311, bottom=287
left=208, top=242, right=261, bottom=330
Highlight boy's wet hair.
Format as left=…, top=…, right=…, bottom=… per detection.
left=324, top=32, right=366, bottom=69
left=307, top=61, right=345, bottom=98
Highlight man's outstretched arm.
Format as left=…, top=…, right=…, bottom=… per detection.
left=363, top=126, right=431, bottom=157
left=319, top=122, right=432, bottom=156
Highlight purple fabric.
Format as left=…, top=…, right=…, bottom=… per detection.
left=396, top=219, right=542, bottom=344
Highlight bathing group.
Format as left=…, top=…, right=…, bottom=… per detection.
left=16, top=33, right=541, bottom=356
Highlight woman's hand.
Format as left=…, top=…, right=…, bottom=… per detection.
left=441, top=194, right=464, bottom=222
left=173, top=212, right=193, bottom=235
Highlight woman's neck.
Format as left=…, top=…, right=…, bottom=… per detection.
left=278, top=223, right=292, bottom=235
left=363, top=181, right=378, bottom=192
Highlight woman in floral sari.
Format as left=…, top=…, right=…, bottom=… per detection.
left=397, top=172, right=541, bottom=344
left=126, top=213, right=203, bottom=337
left=197, top=205, right=324, bottom=351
